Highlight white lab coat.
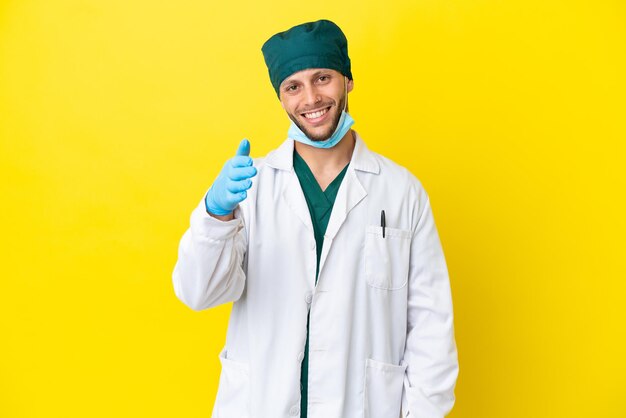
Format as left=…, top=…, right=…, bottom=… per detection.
left=173, top=132, right=458, bottom=418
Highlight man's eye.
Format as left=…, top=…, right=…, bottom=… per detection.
left=286, top=85, right=298, bottom=92
left=319, top=76, right=329, bottom=82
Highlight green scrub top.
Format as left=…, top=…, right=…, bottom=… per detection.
left=292, top=150, right=349, bottom=418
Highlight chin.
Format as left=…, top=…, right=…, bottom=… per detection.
left=304, top=128, right=334, bottom=142
left=298, top=112, right=341, bottom=142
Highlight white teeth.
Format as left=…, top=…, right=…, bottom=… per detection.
left=304, top=108, right=328, bottom=119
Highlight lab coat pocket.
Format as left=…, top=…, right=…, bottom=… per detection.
left=214, top=349, right=250, bottom=418
left=365, top=225, right=411, bottom=290
left=364, top=358, right=407, bottom=418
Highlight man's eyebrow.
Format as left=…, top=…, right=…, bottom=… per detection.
left=310, top=70, right=331, bottom=79
left=282, top=70, right=332, bottom=87
left=281, top=77, right=299, bottom=87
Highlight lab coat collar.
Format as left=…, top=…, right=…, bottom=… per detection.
left=265, top=131, right=380, bottom=175
left=350, top=131, right=380, bottom=174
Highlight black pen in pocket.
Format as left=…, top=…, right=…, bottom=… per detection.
left=380, top=210, right=386, bottom=238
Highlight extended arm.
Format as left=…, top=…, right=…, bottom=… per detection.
left=172, top=139, right=256, bottom=311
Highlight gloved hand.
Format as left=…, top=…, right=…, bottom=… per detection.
left=205, top=139, right=257, bottom=216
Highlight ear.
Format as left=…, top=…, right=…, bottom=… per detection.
left=347, top=78, right=354, bottom=93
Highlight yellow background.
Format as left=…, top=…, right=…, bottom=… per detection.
left=1, top=0, right=624, bottom=417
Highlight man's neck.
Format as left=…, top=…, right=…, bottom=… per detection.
left=294, top=130, right=356, bottom=191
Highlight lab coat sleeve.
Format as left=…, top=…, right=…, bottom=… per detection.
left=402, top=192, right=459, bottom=417
left=172, top=198, right=248, bottom=311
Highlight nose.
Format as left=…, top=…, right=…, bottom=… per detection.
left=302, top=84, right=321, bottom=108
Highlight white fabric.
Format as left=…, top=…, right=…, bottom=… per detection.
left=173, top=132, right=459, bottom=418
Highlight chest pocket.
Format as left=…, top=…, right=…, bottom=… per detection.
left=364, top=225, right=412, bottom=290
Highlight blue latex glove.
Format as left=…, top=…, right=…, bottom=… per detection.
left=205, top=139, right=257, bottom=216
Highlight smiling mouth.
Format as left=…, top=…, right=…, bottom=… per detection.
left=301, top=106, right=331, bottom=120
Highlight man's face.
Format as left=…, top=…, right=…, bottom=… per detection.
left=279, top=68, right=354, bottom=142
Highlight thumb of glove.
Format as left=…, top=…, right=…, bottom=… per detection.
left=236, top=139, right=250, bottom=157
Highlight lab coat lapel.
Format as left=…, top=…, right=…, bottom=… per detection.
left=317, top=133, right=379, bottom=279
left=282, top=171, right=314, bottom=233
left=266, top=138, right=315, bottom=233
left=318, top=168, right=366, bottom=278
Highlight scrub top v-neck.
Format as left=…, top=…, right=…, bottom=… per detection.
left=292, top=150, right=349, bottom=418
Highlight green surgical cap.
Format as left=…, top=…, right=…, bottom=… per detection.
left=261, top=19, right=353, bottom=97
